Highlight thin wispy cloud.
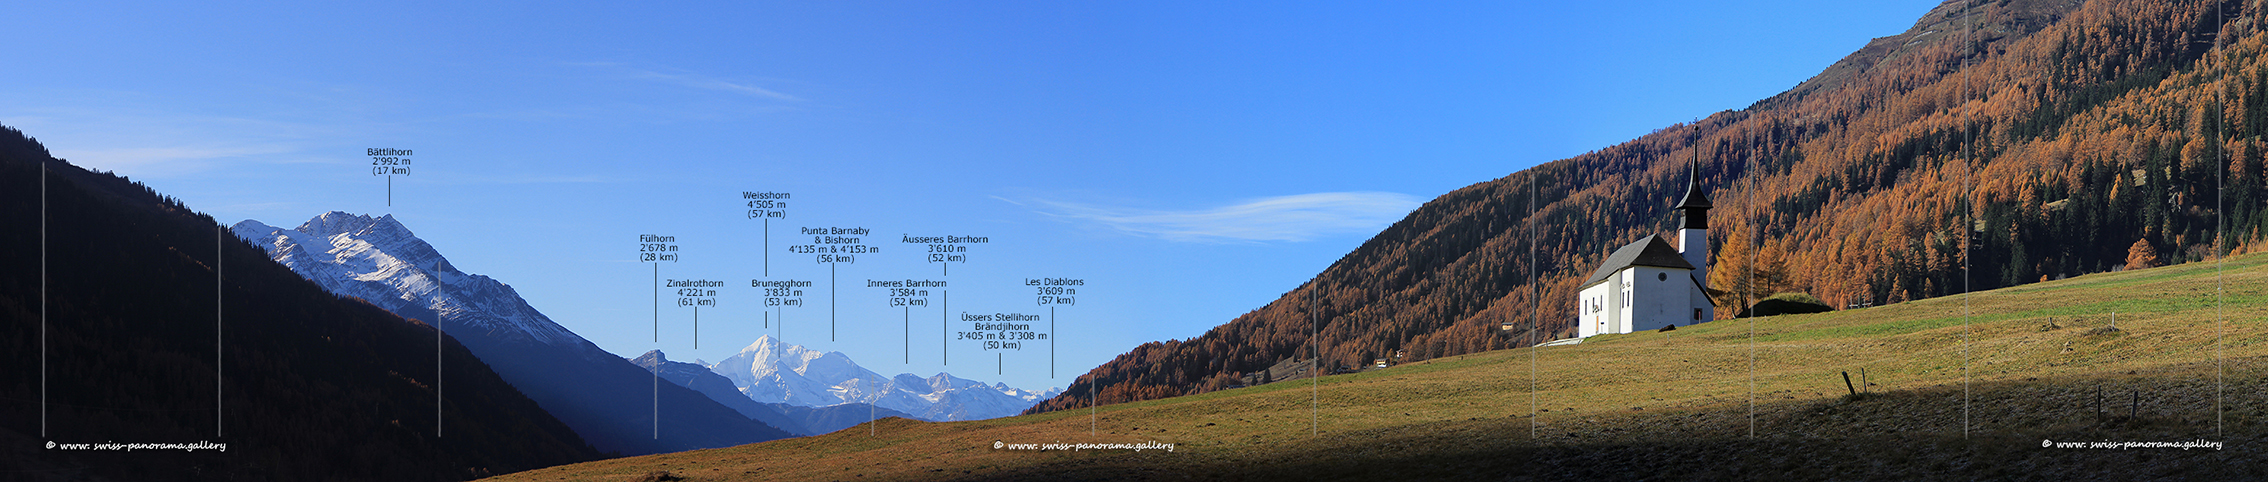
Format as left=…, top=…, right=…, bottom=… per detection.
left=3, top=107, right=332, bottom=178
left=211, top=201, right=304, bottom=214
left=414, top=172, right=629, bottom=187
left=1025, top=192, right=1421, bottom=243
left=633, top=70, right=800, bottom=101
left=573, top=62, right=801, bottom=101
left=496, top=174, right=619, bottom=184
left=69, top=144, right=288, bottom=165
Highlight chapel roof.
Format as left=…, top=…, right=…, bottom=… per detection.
left=1580, top=234, right=1693, bottom=288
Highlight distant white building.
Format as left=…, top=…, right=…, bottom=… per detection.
left=1575, top=170, right=1715, bottom=338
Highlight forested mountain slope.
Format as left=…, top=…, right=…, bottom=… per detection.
left=1035, top=0, right=2268, bottom=413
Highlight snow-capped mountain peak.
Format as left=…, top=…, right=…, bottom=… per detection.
left=232, top=212, right=575, bottom=346
left=708, top=336, right=1059, bottom=421
left=232, top=211, right=792, bottom=453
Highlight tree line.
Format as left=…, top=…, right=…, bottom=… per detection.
left=1032, top=0, right=2265, bottom=414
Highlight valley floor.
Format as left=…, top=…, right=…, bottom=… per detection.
left=486, top=253, right=2268, bottom=481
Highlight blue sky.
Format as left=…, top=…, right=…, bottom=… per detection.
left=4, top=1, right=1938, bottom=393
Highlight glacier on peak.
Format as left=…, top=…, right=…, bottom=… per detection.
left=707, top=335, right=1059, bottom=421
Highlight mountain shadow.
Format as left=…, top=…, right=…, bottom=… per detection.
left=0, top=125, right=600, bottom=481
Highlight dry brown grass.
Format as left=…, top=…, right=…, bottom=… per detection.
left=486, top=253, right=2268, bottom=481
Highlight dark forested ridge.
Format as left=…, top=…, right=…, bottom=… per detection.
left=1033, top=0, right=2268, bottom=414
left=0, top=126, right=601, bottom=480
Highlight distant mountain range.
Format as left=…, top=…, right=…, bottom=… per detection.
left=233, top=212, right=793, bottom=455
left=234, top=211, right=1056, bottom=443
left=630, top=350, right=914, bottom=436
left=705, top=335, right=1058, bottom=423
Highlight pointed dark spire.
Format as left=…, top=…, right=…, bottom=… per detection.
left=1676, top=165, right=1711, bottom=210
left=1676, top=134, right=1710, bottom=229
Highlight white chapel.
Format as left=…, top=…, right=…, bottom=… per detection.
left=1574, top=170, right=1716, bottom=338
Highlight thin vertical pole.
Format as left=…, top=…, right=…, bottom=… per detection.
left=217, top=225, right=225, bottom=437
left=653, top=364, right=658, bottom=439
left=653, top=264, right=659, bottom=342
left=41, top=163, right=48, bottom=438
left=437, top=314, right=443, bottom=438
left=1089, top=374, right=1096, bottom=435
left=1961, top=0, right=1975, bottom=439
left=831, top=262, right=836, bottom=341
left=653, top=261, right=658, bottom=440
left=2214, top=0, right=2229, bottom=438
left=946, top=292, right=951, bottom=366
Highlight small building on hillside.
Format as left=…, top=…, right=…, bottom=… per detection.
left=1574, top=170, right=1716, bottom=338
